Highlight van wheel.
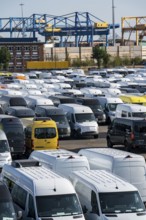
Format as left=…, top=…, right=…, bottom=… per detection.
left=72, top=130, right=78, bottom=139
left=94, top=134, right=99, bottom=139
left=107, top=117, right=111, bottom=125
left=25, top=149, right=32, bottom=158
left=107, top=138, right=113, bottom=148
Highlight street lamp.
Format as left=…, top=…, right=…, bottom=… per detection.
left=20, top=3, right=25, bottom=37
left=112, top=0, right=115, bottom=46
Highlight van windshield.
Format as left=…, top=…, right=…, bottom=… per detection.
left=134, top=123, right=146, bottom=132
left=107, top=103, right=118, bottom=111
left=0, top=140, right=10, bottom=152
left=88, top=104, right=103, bottom=113
left=35, top=127, right=56, bottom=139
left=99, top=191, right=145, bottom=214
left=132, top=112, right=146, bottom=118
left=36, top=194, right=82, bottom=217
left=48, top=115, right=68, bottom=125
left=75, top=113, right=95, bottom=123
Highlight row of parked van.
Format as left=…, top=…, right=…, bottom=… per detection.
left=1, top=148, right=146, bottom=220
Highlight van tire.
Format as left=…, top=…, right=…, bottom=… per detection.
left=107, top=117, right=111, bottom=125
left=94, top=134, right=99, bottom=139
left=25, top=149, right=32, bottom=158
left=72, top=130, right=78, bottom=139
left=107, top=137, right=113, bottom=148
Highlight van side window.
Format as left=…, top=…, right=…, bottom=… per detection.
left=11, top=184, right=27, bottom=210
left=121, top=111, right=127, bottom=117
left=28, top=194, right=36, bottom=219
left=128, top=112, right=131, bottom=117
left=125, top=124, right=131, bottom=132
left=71, top=114, right=75, bottom=123
left=91, top=190, right=99, bottom=215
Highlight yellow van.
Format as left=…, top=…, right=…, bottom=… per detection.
left=24, top=117, right=59, bottom=157
left=119, top=94, right=146, bottom=105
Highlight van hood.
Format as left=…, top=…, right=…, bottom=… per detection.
left=103, top=212, right=146, bottom=220
left=76, top=121, right=98, bottom=132
left=76, top=121, right=97, bottom=127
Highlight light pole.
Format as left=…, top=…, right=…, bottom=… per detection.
left=20, top=3, right=25, bottom=38
left=112, top=0, right=115, bottom=46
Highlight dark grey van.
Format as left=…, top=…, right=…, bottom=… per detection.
left=106, top=118, right=146, bottom=150
left=75, top=97, right=106, bottom=124
left=49, top=95, right=76, bottom=107
left=35, top=106, right=71, bottom=138
left=5, top=106, right=35, bottom=118
left=0, top=95, right=27, bottom=112
left=0, top=115, right=25, bottom=158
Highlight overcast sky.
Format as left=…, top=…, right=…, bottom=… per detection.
left=0, top=0, right=145, bottom=39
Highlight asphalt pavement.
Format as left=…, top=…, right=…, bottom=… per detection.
left=60, top=125, right=146, bottom=159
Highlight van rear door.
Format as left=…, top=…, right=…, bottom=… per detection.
left=33, top=126, right=58, bottom=150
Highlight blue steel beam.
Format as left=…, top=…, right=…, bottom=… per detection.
left=0, top=12, right=120, bottom=46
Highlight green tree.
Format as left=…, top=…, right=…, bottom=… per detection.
left=92, top=46, right=109, bottom=68
left=103, top=53, right=111, bottom=68
left=0, top=47, right=11, bottom=71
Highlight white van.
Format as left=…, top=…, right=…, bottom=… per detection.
left=1, top=159, right=85, bottom=220
left=97, top=97, right=123, bottom=123
left=70, top=170, right=146, bottom=220
left=78, top=148, right=146, bottom=204
left=29, top=149, right=90, bottom=178
left=24, top=96, right=54, bottom=110
left=116, top=103, right=146, bottom=118
left=59, top=103, right=99, bottom=138
left=0, top=129, right=12, bottom=171
left=80, top=87, right=103, bottom=98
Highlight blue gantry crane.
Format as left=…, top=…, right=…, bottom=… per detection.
left=0, top=12, right=119, bottom=46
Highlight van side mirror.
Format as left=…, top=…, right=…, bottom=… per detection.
left=82, top=205, right=88, bottom=214
left=17, top=210, right=22, bottom=220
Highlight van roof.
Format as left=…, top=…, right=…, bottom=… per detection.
left=97, top=97, right=123, bottom=103
left=71, top=170, right=138, bottom=192
left=2, top=162, right=75, bottom=196
left=116, top=103, right=146, bottom=111
left=79, top=148, right=144, bottom=163
left=30, top=149, right=89, bottom=163
left=59, top=103, right=93, bottom=113
left=36, top=106, right=65, bottom=115
left=120, top=95, right=146, bottom=103
left=26, top=96, right=54, bottom=105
